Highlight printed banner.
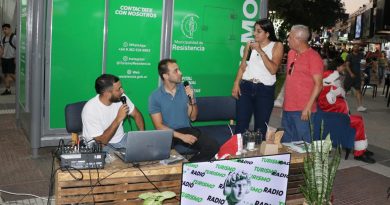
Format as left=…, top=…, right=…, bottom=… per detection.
left=106, top=0, right=163, bottom=129
left=181, top=154, right=290, bottom=205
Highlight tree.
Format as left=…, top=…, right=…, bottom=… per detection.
left=269, top=0, right=346, bottom=33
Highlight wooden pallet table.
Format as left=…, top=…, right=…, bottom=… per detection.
left=55, top=148, right=306, bottom=204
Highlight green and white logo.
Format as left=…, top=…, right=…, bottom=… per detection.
left=181, top=14, right=199, bottom=39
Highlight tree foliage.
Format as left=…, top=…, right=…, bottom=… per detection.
left=269, top=0, right=347, bottom=32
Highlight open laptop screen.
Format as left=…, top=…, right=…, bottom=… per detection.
left=180, top=154, right=291, bottom=205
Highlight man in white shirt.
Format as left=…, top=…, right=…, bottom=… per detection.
left=82, top=74, right=145, bottom=151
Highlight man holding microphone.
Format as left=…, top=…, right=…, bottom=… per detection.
left=82, top=74, right=145, bottom=152
left=149, top=59, right=219, bottom=162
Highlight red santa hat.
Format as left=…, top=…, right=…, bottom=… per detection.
left=215, top=134, right=243, bottom=160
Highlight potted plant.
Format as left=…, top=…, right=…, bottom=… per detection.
left=300, top=127, right=341, bottom=205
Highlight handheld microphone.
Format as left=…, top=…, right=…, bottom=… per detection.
left=183, top=81, right=192, bottom=101
left=120, top=95, right=133, bottom=131
left=246, top=48, right=252, bottom=61
left=120, top=96, right=126, bottom=104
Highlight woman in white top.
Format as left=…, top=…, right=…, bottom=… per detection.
left=232, top=18, right=284, bottom=139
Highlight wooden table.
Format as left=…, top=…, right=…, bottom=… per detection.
left=56, top=148, right=306, bottom=205
left=55, top=151, right=184, bottom=204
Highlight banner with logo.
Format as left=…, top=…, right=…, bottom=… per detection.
left=172, top=0, right=261, bottom=97
left=105, top=0, right=163, bottom=129
left=181, top=154, right=290, bottom=205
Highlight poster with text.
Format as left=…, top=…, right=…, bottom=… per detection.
left=106, top=0, right=163, bottom=130
left=181, top=154, right=290, bottom=205
left=172, top=0, right=261, bottom=97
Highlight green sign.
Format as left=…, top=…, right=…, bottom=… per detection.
left=19, top=0, right=28, bottom=109
left=50, top=0, right=105, bottom=128
left=172, top=0, right=261, bottom=97
left=106, top=0, right=163, bottom=130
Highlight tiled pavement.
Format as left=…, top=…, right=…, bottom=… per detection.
left=0, top=86, right=389, bottom=204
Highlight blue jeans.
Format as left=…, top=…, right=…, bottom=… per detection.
left=235, top=80, right=275, bottom=139
left=281, top=111, right=316, bottom=142
left=102, top=134, right=127, bottom=153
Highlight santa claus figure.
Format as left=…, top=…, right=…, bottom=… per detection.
left=318, top=57, right=375, bottom=164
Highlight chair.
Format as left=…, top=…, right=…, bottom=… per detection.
left=314, top=108, right=355, bottom=159
left=65, top=101, right=87, bottom=134
left=381, top=74, right=389, bottom=97
left=361, top=71, right=378, bottom=98
left=174, top=96, right=236, bottom=156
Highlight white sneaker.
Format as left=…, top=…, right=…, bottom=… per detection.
left=357, top=106, right=367, bottom=112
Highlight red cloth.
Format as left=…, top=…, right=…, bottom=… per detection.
left=284, top=48, right=324, bottom=112
left=215, top=134, right=243, bottom=160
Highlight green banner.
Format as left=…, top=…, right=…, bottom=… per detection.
left=106, top=0, right=163, bottom=130
left=172, top=0, right=261, bottom=97
left=18, top=0, right=28, bottom=109
left=50, top=0, right=105, bottom=128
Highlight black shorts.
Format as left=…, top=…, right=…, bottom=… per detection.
left=344, top=74, right=361, bottom=92
left=1, top=58, right=16, bottom=74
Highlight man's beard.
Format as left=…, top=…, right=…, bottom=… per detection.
left=110, top=95, right=121, bottom=103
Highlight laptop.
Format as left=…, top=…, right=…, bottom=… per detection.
left=116, top=130, right=173, bottom=163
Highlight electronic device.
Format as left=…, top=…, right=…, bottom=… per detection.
left=57, top=143, right=106, bottom=170
left=115, top=130, right=173, bottom=163
left=180, top=154, right=291, bottom=205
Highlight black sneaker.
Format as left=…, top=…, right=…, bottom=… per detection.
left=354, top=155, right=376, bottom=164
left=0, top=89, right=11, bottom=95
left=364, top=150, right=374, bottom=156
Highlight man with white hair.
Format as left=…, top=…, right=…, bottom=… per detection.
left=282, top=25, right=324, bottom=142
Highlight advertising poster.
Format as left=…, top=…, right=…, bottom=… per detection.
left=172, top=0, right=261, bottom=97
left=106, top=0, right=163, bottom=130
left=19, top=0, right=28, bottom=109
left=181, top=154, right=290, bottom=205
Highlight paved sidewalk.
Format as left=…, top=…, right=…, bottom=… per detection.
left=0, top=87, right=389, bottom=204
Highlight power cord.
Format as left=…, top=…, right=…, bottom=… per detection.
left=0, top=189, right=54, bottom=201
left=76, top=164, right=136, bottom=204
left=133, top=163, right=180, bottom=202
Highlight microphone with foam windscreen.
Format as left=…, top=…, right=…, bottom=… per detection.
left=120, top=95, right=133, bottom=130
left=183, top=81, right=192, bottom=101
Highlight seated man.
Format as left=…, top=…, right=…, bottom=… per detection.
left=82, top=74, right=145, bottom=152
left=149, top=59, right=219, bottom=162
left=318, top=57, right=375, bottom=163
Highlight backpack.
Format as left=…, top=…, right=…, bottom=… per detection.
left=2, top=33, right=16, bottom=49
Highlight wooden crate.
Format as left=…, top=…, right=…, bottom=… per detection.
left=56, top=159, right=183, bottom=204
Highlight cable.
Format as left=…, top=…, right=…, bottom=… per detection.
left=0, top=189, right=54, bottom=201
left=76, top=164, right=136, bottom=204
left=64, top=167, right=84, bottom=181
left=127, top=115, right=133, bottom=131
left=133, top=163, right=180, bottom=202
left=88, top=167, right=96, bottom=204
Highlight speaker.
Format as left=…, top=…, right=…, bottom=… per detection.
left=375, top=0, right=390, bottom=33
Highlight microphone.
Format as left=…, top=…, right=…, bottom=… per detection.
left=183, top=81, right=192, bottom=101
left=120, top=96, right=126, bottom=104
left=246, top=48, right=252, bottom=61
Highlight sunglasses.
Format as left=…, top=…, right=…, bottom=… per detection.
left=288, top=54, right=298, bottom=76
left=288, top=62, right=295, bottom=75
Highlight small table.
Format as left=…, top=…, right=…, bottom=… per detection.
left=55, top=151, right=184, bottom=204
left=55, top=148, right=305, bottom=205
